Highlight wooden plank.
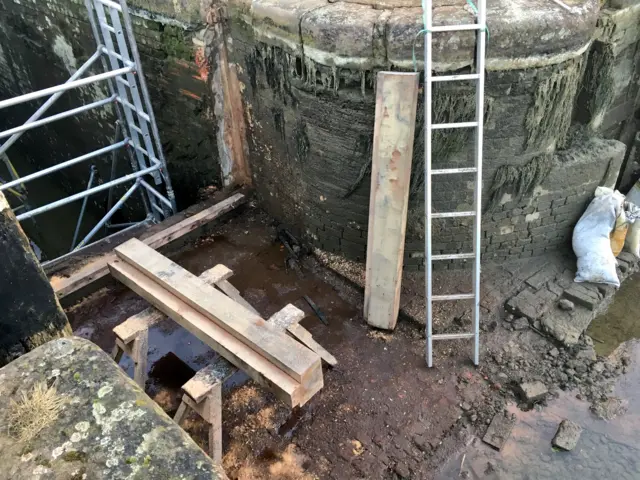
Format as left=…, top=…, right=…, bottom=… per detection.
left=50, top=193, right=246, bottom=300
left=114, top=239, right=320, bottom=385
left=109, top=259, right=323, bottom=407
left=364, top=72, right=419, bottom=331
left=216, top=279, right=259, bottom=315
left=287, top=323, right=338, bottom=367
left=114, top=264, right=234, bottom=343
left=183, top=357, right=237, bottom=403
left=268, top=304, right=306, bottom=331
left=267, top=305, right=337, bottom=366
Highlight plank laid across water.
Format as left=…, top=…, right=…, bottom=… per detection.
left=109, top=259, right=323, bottom=407
left=50, top=192, right=246, bottom=300
left=114, top=238, right=321, bottom=385
left=364, top=72, right=419, bottom=331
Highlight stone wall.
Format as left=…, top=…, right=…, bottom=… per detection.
left=0, top=0, right=220, bottom=209
left=0, top=192, right=71, bottom=366
left=1, top=0, right=638, bottom=267
left=227, top=0, right=640, bottom=267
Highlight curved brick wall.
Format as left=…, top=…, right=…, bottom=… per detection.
left=0, top=0, right=637, bottom=267
left=229, top=0, right=640, bottom=267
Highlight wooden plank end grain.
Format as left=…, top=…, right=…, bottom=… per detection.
left=114, top=238, right=322, bottom=385
left=364, top=72, right=419, bottom=331
left=268, top=304, right=306, bottom=331
left=183, top=356, right=237, bottom=403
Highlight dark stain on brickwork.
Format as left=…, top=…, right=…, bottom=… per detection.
left=294, top=121, right=310, bottom=164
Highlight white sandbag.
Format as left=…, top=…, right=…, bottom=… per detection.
left=572, top=189, right=624, bottom=286
left=623, top=202, right=640, bottom=257
left=626, top=180, right=640, bottom=207
left=594, top=186, right=614, bottom=197
left=625, top=223, right=640, bottom=257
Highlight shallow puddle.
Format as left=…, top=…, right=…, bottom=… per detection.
left=587, top=272, right=640, bottom=357
left=437, top=341, right=640, bottom=479
left=437, top=271, right=640, bottom=479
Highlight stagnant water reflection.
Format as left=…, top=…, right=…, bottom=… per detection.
left=437, top=273, right=640, bottom=480
left=587, top=272, right=640, bottom=357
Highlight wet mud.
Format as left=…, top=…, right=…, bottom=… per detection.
left=66, top=208, right=490, bottom=479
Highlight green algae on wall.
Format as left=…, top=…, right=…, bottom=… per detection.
left=524, top=58, right=584, bottom=151
left=581, top=42, right=616, bottom=130
left=160, top=25, right=194, bottom=60
left=409, top=88, right=494, bottom=200
left=487, top=154, right=554, bottom=211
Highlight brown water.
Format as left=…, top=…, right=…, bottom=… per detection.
left=437, top=274, right=640, bottom=480
left=587, top=272, right=640, bottom=357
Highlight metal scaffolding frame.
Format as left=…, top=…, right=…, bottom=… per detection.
left=0, top=0, right=176, bottom=261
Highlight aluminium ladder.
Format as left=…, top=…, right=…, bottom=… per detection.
left=423, top=1, right=487, bottom=367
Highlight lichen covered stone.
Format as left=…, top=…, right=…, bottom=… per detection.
left=0, top=337, right=227, bottom=480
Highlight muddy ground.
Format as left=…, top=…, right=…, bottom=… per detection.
left=66, top=205, right=634, bottom=479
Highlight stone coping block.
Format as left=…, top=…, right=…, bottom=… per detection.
left=233, top=0, right=600, bottom=71
left=0, top=337, right=227, bottom=480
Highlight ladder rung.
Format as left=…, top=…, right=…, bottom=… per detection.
left=431, top=74, right=480, bottom=82
left=431, top=167, right=477, bottom=175
left=116, top=77, right=131, bottom=88
left=130, top=124, right=144, bottom=135
left=432, top=333, right=476, bottom=340
left=432, top=122, right=478, bottom=130
left=432, top=293, right=475, bottom=301
left=99, top=22, right=116, bottom=34
left=431, top=24, right=482, bottom=32
left=94, top=0, right=123, bottom=12
left=431, top=211, right=475, bottom=218
left=100, top=47, right=134, bottom=68
left=116, top=97, right=151, bottom=123
left=432, top=253, right=475, bottom=260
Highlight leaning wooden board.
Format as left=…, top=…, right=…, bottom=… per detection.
left=50, top=192, right=246, bottom=300
left=114, top=238, right=321, bottom=385
left=364, top=72, right=419, bottom=331
left=109, top=259, right=323, bottom=407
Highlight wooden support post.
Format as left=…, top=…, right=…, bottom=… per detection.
left=113, top=239, right=321, bottom=387
left=175, top=357, right=235, bottom=462
left=207, top=384, right=223, bottom=462
left=173, top=400, right=188, bottom=424
left=132, top=328, right=148, bottom=387
left=364, top=72, right=419, bottom=331
left=111, top=343, right=124, bottom=363
left=112, top=264, right=235, bottom=388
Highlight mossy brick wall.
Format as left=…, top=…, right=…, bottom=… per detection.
left=228, top=0, right=639, bottom=267
left=0, top=0, right=219, bottom=209
left=577, top=3, right=640, bottom=141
